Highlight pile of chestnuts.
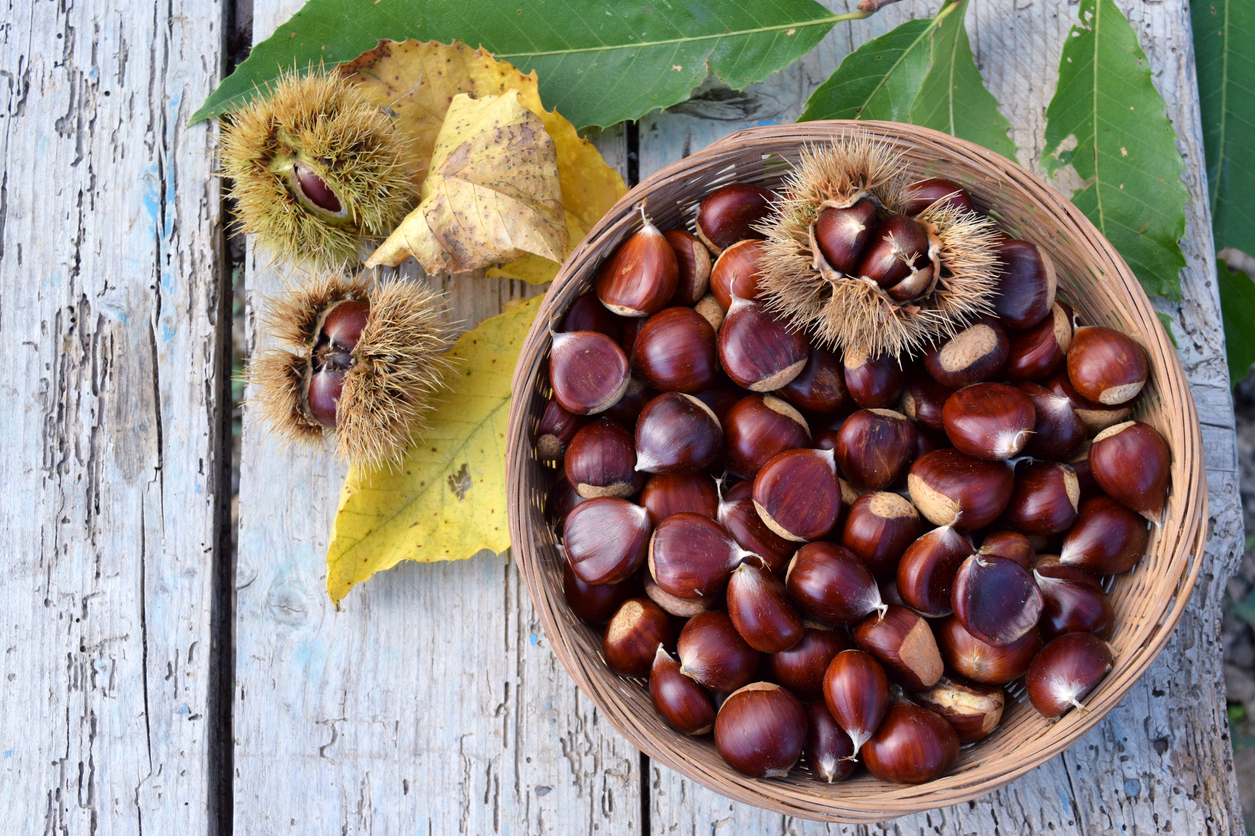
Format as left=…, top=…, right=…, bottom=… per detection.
left=535, top=179, right=1168, bottom=785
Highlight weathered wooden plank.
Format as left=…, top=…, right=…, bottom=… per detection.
left=643, top=0, right=1245, bottom=832
left=0, top=0, right=230, bottom=833
left=231, top=3, right=640, bottom=831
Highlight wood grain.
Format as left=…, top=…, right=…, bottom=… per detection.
left=642, top=0, right=1245, bottom=832
left=0, top=0, right=230, bottom=832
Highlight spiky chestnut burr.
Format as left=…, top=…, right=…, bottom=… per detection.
left=220, top=70, right=417, bottom=268
left=755, top=137, right=1002, bottom=359
left=247, top=270, right=453, bottom=468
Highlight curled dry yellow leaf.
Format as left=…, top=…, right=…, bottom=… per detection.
left=341, top=40, right=626, bottom=282
left=367, top=91, right=566, bottom=273
left=325, top=295, right=542, bottom=604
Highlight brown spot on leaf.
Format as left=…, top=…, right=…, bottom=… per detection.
left=448, top=463, right=473, bottom=500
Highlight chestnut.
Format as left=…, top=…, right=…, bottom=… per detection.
left=630, top=307, right=719, bottom=394
left=804, top=700, right=856, bottom=783
left=639, top=472, right=719, bottom=525
left=1045, top=370, right=1131, bottom=434
left=726, top=557, right=804, bottom=653
left=1018, top=381, right=1086, bottom=461
left=603, top=597, right=672, bottom=677
left=843, top=349, right=907, bottom=409
left=648, top=513, right=752, bottom=599
left=779, top=344, right=851, bottom=414
left=1035, top=561, right=1115, bottom=640
left=834, top=408, right=918, bottom=491
left=565, top=418, right=645, bottom=498
left=951, top=555, right=1044, bottom=647
left=650, top=646, right=716, bottom=735
left=855, top=214, right=933, bottom=294
left=677, top=610, right=760, bottom=692
left=907, top=448, right=1014, bottom=531
left=602, top=376, right=657, bottom=430
left=716, top=491, right=797, bottom=574
left=718, top=295, right=809, bottom=392
left=1025, top=632, right=1114, bottom=717
left=924, top=318, right=1009, bottom=389
left=913, top=676, right=1005, bottom=743
left=937, top=616, right=1042, bottom=685
left=563, top=498, right=651, bottom=585
left=941, top=382, right=1036, bottom=460
left=1005, top=302, right=1073, bottom=383
left=852, top=605, right=944, bottom=691
left=595, top=210, right=679, bottom=317
left=903, top=177, right=975, bottom=216
left=815, top=198, right=879, bottom=274
left=662, top=229, right=712, bottom=307
left=544, top=473, right=584, bottom=537
left=1067, top=325, right=1149, bottom=405
left=535, top=396, right=590, bottom=464
left=978, top=530, right=1036, bottom=568
left=696, top=183, right=775, bottom=254
left=1059, top=495, right=1150, bottom=574
left=722, top=394, right=811, bottom=479
left=691, top=383, right=741, bottom=425
left=643, top=574, right=713, bottom=618
left=714, top=682, right=806, bottom=778
left=634, top=392, right=723, bottom=474
left=896, top=525, right=976, bottom=617
left=563, top=559, right=637, bottom=626
left=619, top=317, right=647, bottom=357
left=786, top=543, right=885, bottom=626
left=861, top=700, right=959, bottom=784
left=694, top=293, right=725, bottom=331
left=764, top=624, right=851, bottom=702
left=753, top=448, right=842, bottom=542
left=1089, top=420, right=1171, bottom=520
left=840, top=491, right=926, bottom=580
left=1003, top=461, right=1080, bottom=536
left=549, top=330, right=631, bottom=415
left=899, top=372, right=954, bottom=434
left=992, top=239, right=1057, bottom=330
left=709, top=239, right=765, bottom=310
left=562, top=291, right=624, bottom=341
left=822, top=649, right=889, bottom=758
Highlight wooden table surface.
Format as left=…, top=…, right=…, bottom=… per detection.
left=2, top=0, right=1247, bottom=832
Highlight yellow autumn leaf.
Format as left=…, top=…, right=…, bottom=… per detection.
left=325, top=295, right=541, bottom=604
left=341, top=39, right=626, bottom=282
left=366, top=91, right=566, bottom=273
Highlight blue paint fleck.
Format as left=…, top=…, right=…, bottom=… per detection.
left=2, top=749, right=13, bottom=758
left=528, top=634, right=538, bottom=645
left=1124, top=778, right=1141, bottom=796
left=178, top=704, right=189, bottom=714
left=756, top=120, right=779, bottom=127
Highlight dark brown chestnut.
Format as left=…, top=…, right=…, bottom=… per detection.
left=899, top=371, right=954, bottom=434
left=925, top=319, right=1009, bottom=389
left=764, top=625, right=851, bottom=702
left=843, top=349, right=907, bottom=409
left=804, top=700, right=856, bottom=783
left=1003, top=461, right=1080, bottom=536
left=709, top=239, right=765, bottom=310
left=1089, top=420, right=1171, bottom=520
left=907, top=448, right=1014, bottom=531
left=1044, top=370, right=1132, bottom=434
left=903, top=178, right=975, bottom=216
left=595, top=211, right=679, bottom=317
left=942, top=382, right=1035, bottom=460
left=306, top=368, right=345, bottom=428
left=650, top=646, right=716, bottom=735
left=714, top=682, right=806, bottom=778
left=717, top=491, right=797, bottom=575
left=1005, top=302, right=1073, bottom=383
left=643, top=574, right=714, bottom=618
left=834, top=408, right=918, bottom=491
left=896, top=526, right=976, bottom=618
left=861, top=700, right=959, bottom=784
left=840, top=491, right=926, bottom=580
left=722, top=394, right=811, bottom=478
left=639, top=472, right=719, bottom=525
left=1059, top=495, right=1150, bottom=574
left=562, top=291, right=624, bottom=341
left=1067, top=326, right=1149, bottom=406
left=937, top=616, right=1042, bottom=685
left=696, top=183, right=775, bottom=254
left=549, top=330, right=631, bottom=415
left=977, top=530, right=1036, bottom=569
left=1025, top=632, right=1114, bottom=717
left=634, top=392, right=723, bottom=474
left=718, top=295, right=809, bottom=392
left=913, top=676, right=1005, bottom=743
left=786, top=543, right=885, bottom=626
left=815, top=199, right=879, bottom=274
left=677, top=610, right=760, bottom=693
left=563, top=498, right=651, bottom=585
left=691, top=383, right=741, bottom=425
left=855, top=214, right=932, bottom=291
left=823, top=649, right=889, bottom=758
left=648, top=513, right=752, bottom=599
left=779, top=344, right=851, bottom=414
left=630, top=307, right=719, bottom=394
left=753, top=448, right=842, bottom=542
left=1034, top=560, right=1115, bottom=640
left=992, top=239, right=1057, bottom=330
left=663, top=229, right=712, bottom=307
left=535, top=396, right=590, bottom=464
left=565, top=418, right=645, bottom=498
left=544, top=473, right=584, bottom=537
left=951, top=555, right=1044, bottom=647
left=603, top=597, right=672, bottom=677
left=563, top=559, right=637, bottom=626
left=1018, top=381, right=1086, bottom=461
left=852, top=605, right=944, bottom=691
left=619, top=316, right=647, bottom=357
left=602, top=375, right=657, bottom=430
left=726, top=558, right=804, bottom=653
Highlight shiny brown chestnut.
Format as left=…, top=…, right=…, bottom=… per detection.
left=549, top=330, right=631, bottom=415
left=978, top=530, right=1036, bottom=569
left=1025, top=632, right=1114, bottom=718
left=779, top=345, right=851, bottom=414
left=717, top=491, right=797, bottom=575
left=535, top=396, right=589, bottom=464
left=862, top=700, right=959, bottom=785
left=709, top=239, right=765, bottom=310
left=1089, top=420, right=1171, bottom=520
left=726, top=557, right=805, bottom=653
left=677, top=610, right=760, bottom=693
left=951, top=555, right=1044, bottom=647
left=663, top=229, right=712, bottom=307
left=718, top=295, right=809, bottom=392
left=937, top=616, right=1042, bottom=685
left=852, top=605, right=944, bottom=691
left=942, top=382, right=1036, bottom=460
left=630, top=307, right=719, bottom=394
left=595, top=210, right=679, bottom=317
left=563, top=498, right=651, bottom=585
left=1035, top=560, right=1115, bottom=640
left=753, top=448, right=842, bottom=542
left=804, top=700, right=856, bottom=783
left=843, top=349, right=907, bottom=409
left=993, top=239, right=1057, bottom=330
left=714, top=682, right=806, bottom=778
left=1059, top=495, right=1150, bottom=574
left=764, top=625, right=851, bottom=702
left=855, top=214, right=932, bottom=290
left=696, top=183, right=775, bottom=254
left=815, top=198, right=879, bottom=274
left=562, top=292, right=624, bottom=341
left=1044, top=370, right=1132, bottom=434
left=634, top=392, right=723, bottom=474
left=908, top=448, right=1014, bottom=530
left=786, top=542, right=885, bottom=627
left=823, top=649, right=889, bottom=758
left=925, top=319, right=1009, bottom=389
left=691, top=383, right=741, bottom=425
left=896, top=525, right=976, bottom=618
left=639, top=472, right=719, bottom=525
left=834, top=408, right=918, bottom=492
left=544, top=473, right=584, bottom=537
left=1067, top=326, right=1149, bottom=406
left=602, top=376, right=657, bottom=430
left=565, top=418, right=644, bottom=498
left=841, top=492, right=926, bottom=579
left=643, top=574, right=714, bottom=618
left=914, top=676, right=1005, bottom=743
left=1004, top=461, right=1081, bottom=536
left=900, top=372, right=954, bottom=434
left=648, top=513, right=753, bottom=599
left=619, top=316, right=647, bottom=357
left=722, top=394, right=811, bottom=478
left=903, top=177, right=975, bottom=216
left=1019, top=381, right=1086, bottom=461
left=563, top=559, right=637, bottom=626
left=602, top=597, right=672, bottom=677
left=650, top=646, right=716, bottom=735
left=1005, top=302, right=1073, bottom=383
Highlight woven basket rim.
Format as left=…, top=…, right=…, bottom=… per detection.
left=505, top=120, right=1207, bottom=823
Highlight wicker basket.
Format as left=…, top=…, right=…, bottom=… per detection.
left=505, top=122, right=1207, bottom=822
